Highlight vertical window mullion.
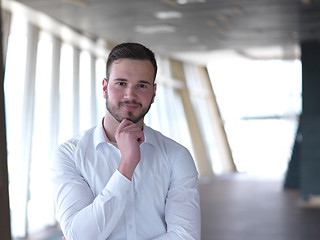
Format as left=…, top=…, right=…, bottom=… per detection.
left=50, top=36, right=61, bottom=153
left=2, top=10, right=12, bottom=65
left=90, top=53, right=97, bottom=126
left=49, top=36, right=62, bottom=224
left=95, top=58, right=106, bottom=120
left=170, top=59, right=214, bottom=178
left=73, top=47, right=80, bottom=136
left=58, top=43, right=74, bottom=143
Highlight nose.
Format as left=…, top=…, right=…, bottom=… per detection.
left=124, top=86, right=137, bottom=100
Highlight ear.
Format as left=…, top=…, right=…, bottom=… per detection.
left=152, top=83, right=157, bottom=103
left=102, top=78, right=108, bottom=99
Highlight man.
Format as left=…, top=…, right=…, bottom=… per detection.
left=52, top=42, right=201, bottom=240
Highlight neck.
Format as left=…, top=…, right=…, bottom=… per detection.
left=103, top=115, right=118, bottom=143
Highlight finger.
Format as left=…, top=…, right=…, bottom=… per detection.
left=117, top=120, right=142, bottom=134
left=137, top=135, right=145, bottom=144
left=119, top=119, right=135, bottom=128
left=115, top=120, right=144, bottom=143
left=125, top=129, right=144, bottom=143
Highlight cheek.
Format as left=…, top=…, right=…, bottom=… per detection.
left=142, top=92, right=155, bottom=104
left=107, top=88, right=122, bottom=100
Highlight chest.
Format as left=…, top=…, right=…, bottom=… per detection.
left=75, top=144, right=171, bottom=199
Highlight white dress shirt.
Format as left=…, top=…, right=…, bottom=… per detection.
left=51, top=120, right=201, bottom=240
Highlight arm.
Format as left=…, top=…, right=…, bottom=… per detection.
left=52, top=120, right=143, bottom=240
left=153, top=148, right=201, bottom=240
left=115, top=119, right=144, bottom=180
left=52, top=140, right=131, bottom=240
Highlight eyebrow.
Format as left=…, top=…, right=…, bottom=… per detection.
left=138, top=80, right=153, bottom=85
left=113, top=78, right=153, bottom=85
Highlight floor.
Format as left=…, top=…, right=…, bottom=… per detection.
left=199, top=174, right=320, bottom=240
left=22, top=173, right=320, bottom=240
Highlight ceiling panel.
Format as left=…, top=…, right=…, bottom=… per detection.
left=14, top=0, right=320, bottom=59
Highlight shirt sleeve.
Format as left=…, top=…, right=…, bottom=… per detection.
left=152, top=147, right=201, bottom=240
left=51, top=141, right=131, bottom=240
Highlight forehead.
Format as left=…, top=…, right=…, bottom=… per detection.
left=109, top=58, right=155, bottom=81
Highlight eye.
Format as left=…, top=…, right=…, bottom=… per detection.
left=138, top=84, right=147, bottom=88
left=116, top=82, right=126, bottom=86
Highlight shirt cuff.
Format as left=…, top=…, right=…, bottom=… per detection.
left=101, top=170, right=132, bottom=199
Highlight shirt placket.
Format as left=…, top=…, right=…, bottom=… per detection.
left=125, top=177, right=137, bottom=240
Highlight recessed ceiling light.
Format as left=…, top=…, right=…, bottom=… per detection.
left=134, top=25, right=176, bottom=34
left=175, top=0, right=206, bottom=4
left=162, top=0, right=205, bottom=6
left=155, top=11, right=182, bottom=20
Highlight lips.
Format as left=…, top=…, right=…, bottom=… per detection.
left=122, top=104, right=139, bottom=111
left=120, top=101, right=142, bottom=111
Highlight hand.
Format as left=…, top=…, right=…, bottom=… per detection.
left=62, top=237, right=66, bottom=240
left=115, top=119, right=144, bottom=180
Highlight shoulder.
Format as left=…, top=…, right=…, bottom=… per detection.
left=55, top=126, right=96, bottom=158
left=55, top=137, right=79, bottom=159
left=145, top=125, right=188, bottom=153
left=145, top=126, right=199, bottom=179
left=52, top=127, right=97, bottom=173
left=145, top=126, right=195, bottom=165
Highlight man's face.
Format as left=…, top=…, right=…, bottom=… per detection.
left=103, top=58, right=156, bottom=124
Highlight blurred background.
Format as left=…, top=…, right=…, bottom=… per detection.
left=1, top=0, right=320, bottom=239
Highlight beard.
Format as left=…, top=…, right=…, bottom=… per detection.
left=106, top=96, right=153, bottom=124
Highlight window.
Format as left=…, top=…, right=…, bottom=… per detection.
left=58, top=43, right=74, bottom=144
left=207, top=58, right=302, bottom=177
left=28, top=31, right=55, bottom=233
left=4, top=14, right=29, bottom=238
left=79, top=50, right=93, bottom=132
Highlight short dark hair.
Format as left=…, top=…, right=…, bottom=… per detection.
left=106, top=42, right=158, bottom=82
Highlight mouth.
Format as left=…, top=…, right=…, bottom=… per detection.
left=120, top=101, right=142, bottom=111
left=122, top=104, right=139, bottom=111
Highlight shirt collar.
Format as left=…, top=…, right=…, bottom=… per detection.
left=142, top=124, right=157, bottom=148
left=93, top=118, right=110, bottom=149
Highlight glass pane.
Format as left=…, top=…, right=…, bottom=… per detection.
left=58, top=44, right=74, bottom=143
left=79, top=51, right=92, bottom=132
left=224, top=119, right=298, bottom=177
left=208, top=59, right=302, bottom=119
left=4, top=14, right=28, bottom=238
left=96, top=58, right=106, bottom=120
left=28, top=31, right=55, bottom=233
left=184, top=63, right=220, bottom=173
left=207, top=58, right=302, bottom=177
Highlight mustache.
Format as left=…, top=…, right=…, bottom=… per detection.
left=120, top=100, right=142, bottom=107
